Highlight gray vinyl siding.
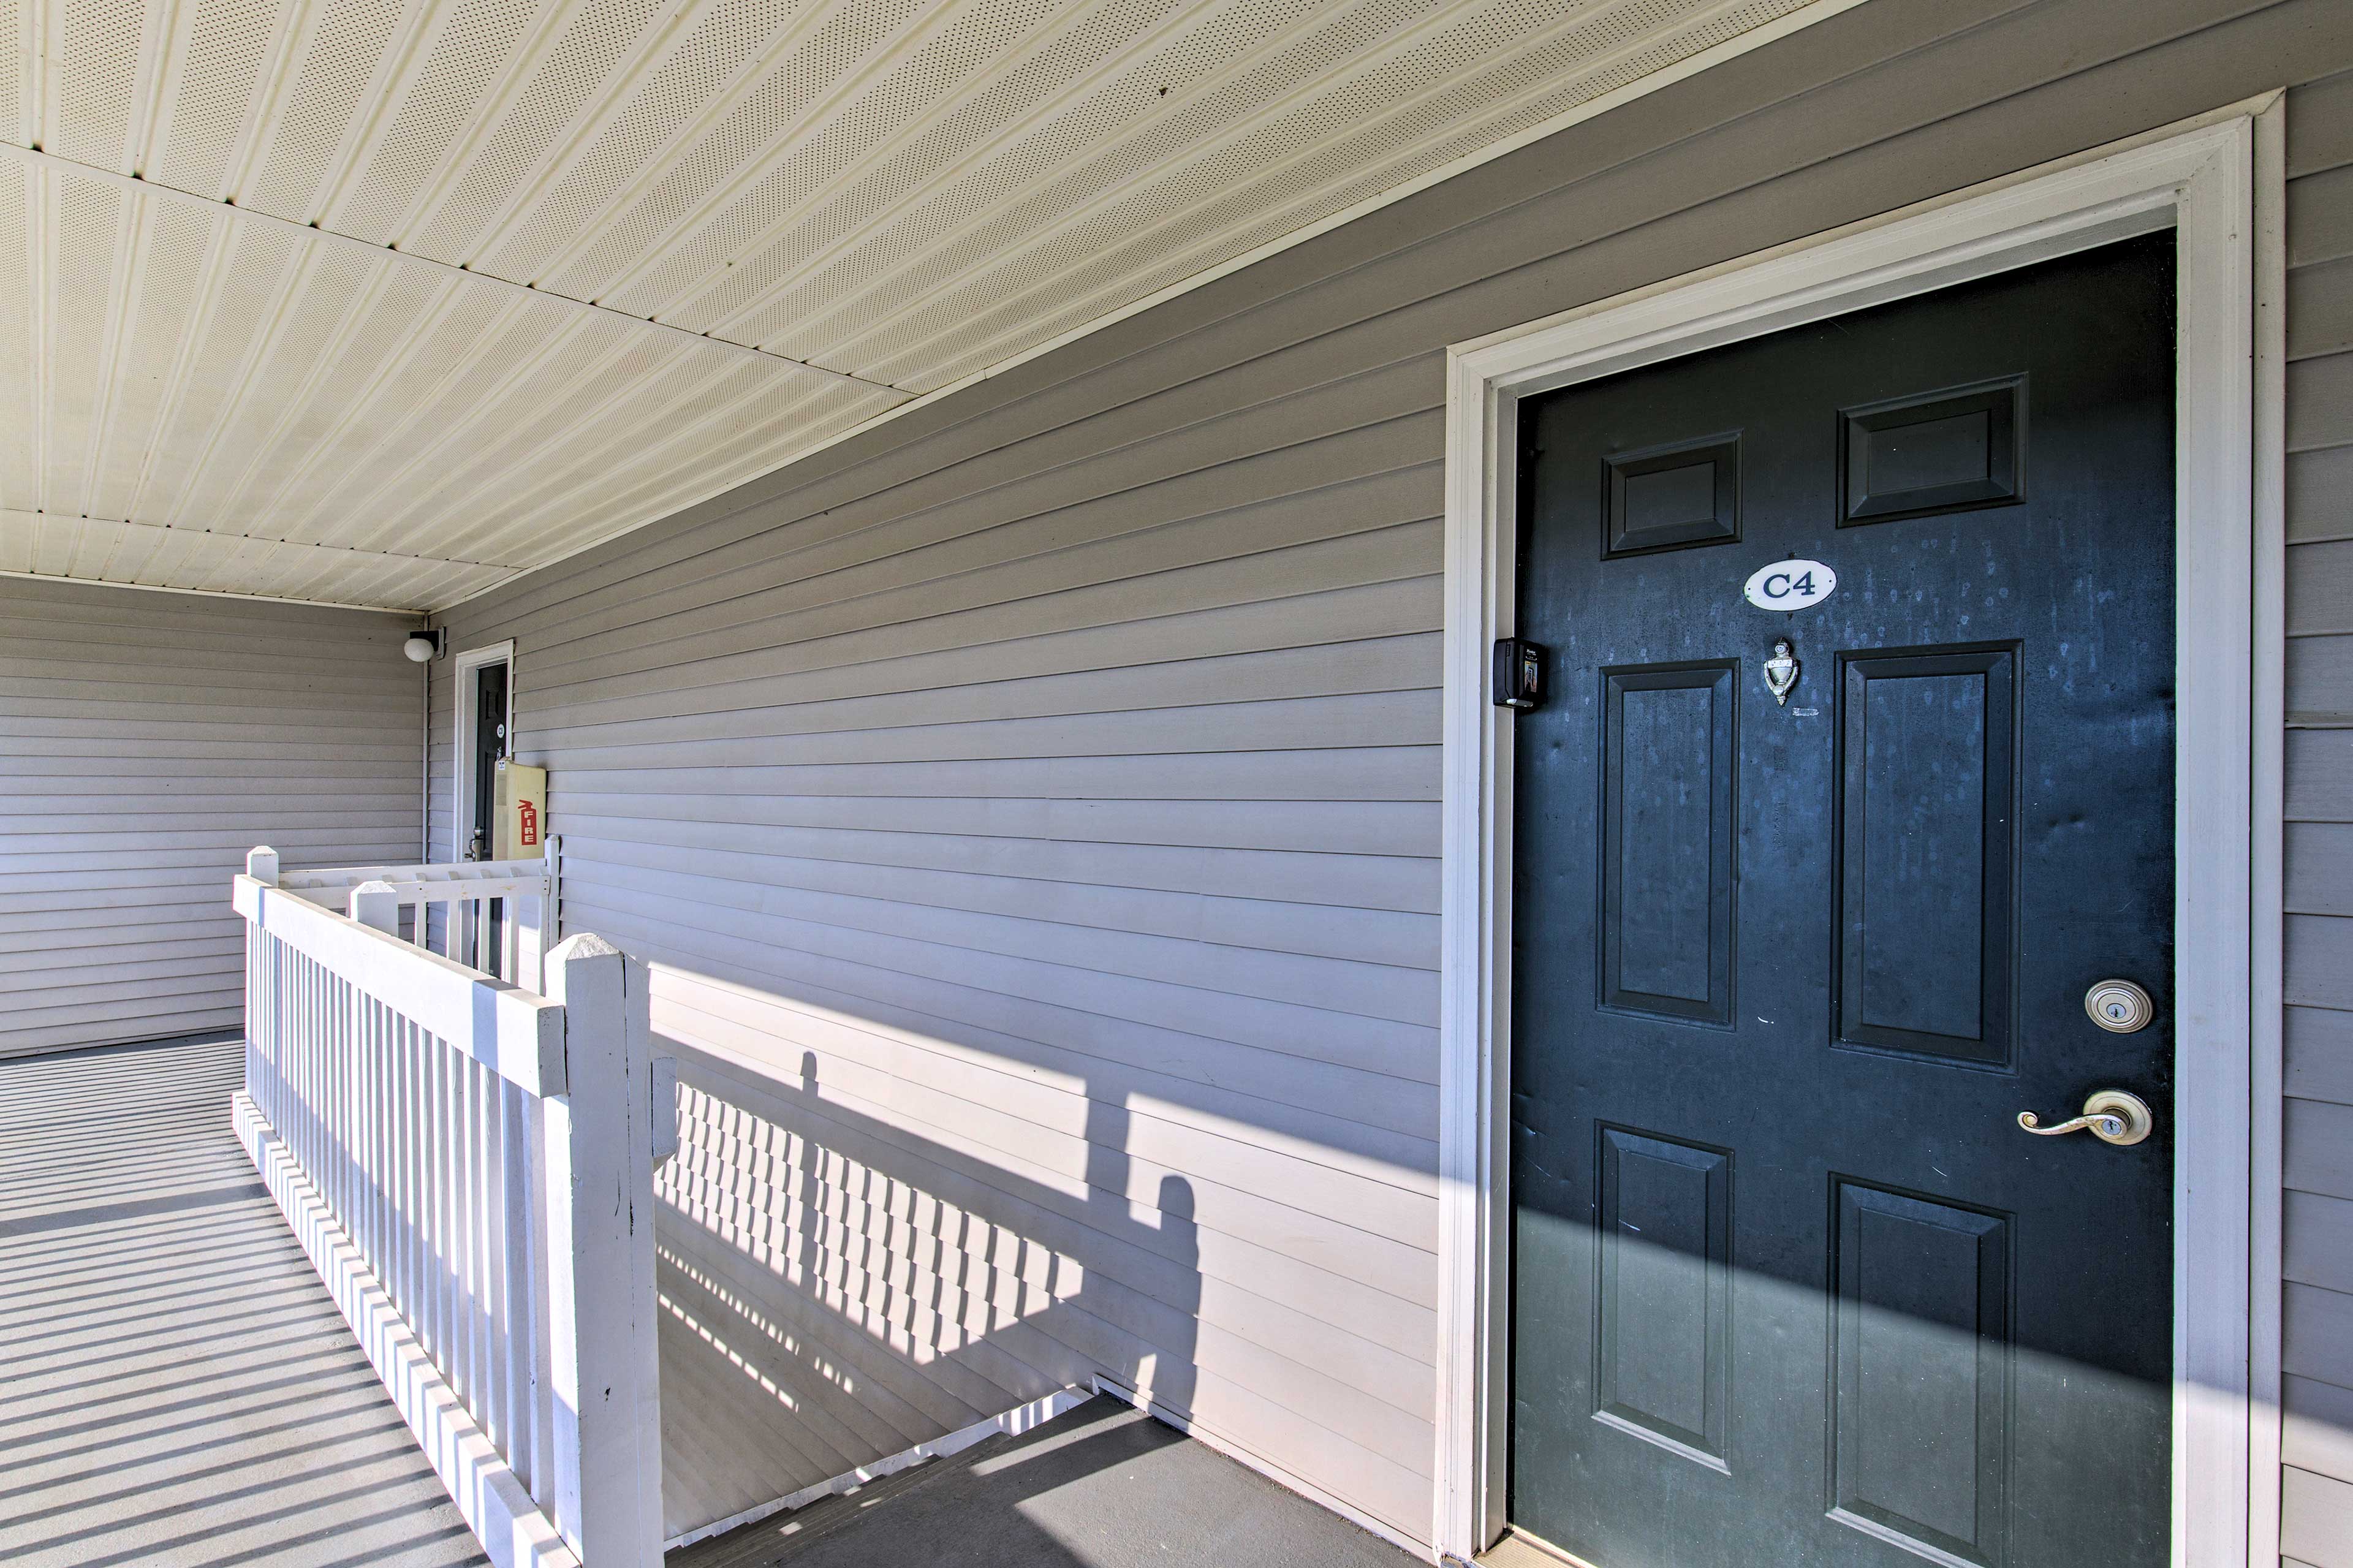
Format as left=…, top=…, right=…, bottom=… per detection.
left=2284, top=64, right=2353, bottom=1568
left=426, top=0, right=2353, bottom=1551
left=0, top=577, right=422, bottom=1058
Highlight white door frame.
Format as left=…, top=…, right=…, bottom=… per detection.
left=1431, top=102, right=2287, bottom=1568
left=452, top=639, right=516, bottom=863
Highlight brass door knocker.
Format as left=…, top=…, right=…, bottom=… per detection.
left=1762, top=639, right=1798, bottom=706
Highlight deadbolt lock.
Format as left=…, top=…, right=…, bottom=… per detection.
left=2085, top=979, right=2154, bottom=1034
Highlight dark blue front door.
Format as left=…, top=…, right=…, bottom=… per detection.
left=1507, top=233, right=2178, bottom=1568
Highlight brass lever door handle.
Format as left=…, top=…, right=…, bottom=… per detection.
left=2017, top=1089, right=2153, bottom=1146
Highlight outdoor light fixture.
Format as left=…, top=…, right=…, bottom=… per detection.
left=403, top=630, right=442, bottom=663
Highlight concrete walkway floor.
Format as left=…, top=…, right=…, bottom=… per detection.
left=670, top=1395, right=1421, bottom=1568
left=0, top=1035, right=489, bottom=1568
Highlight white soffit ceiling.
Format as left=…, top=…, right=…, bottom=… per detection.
left=0, top=0, right=1846, bottom=612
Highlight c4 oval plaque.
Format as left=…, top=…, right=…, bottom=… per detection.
left=1743, top=558, right=1837, bottom=612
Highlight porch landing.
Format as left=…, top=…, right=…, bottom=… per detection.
left=0, top=1034, right=490, bottom=1568
left=670, top=1395, right=1419, bottom=1568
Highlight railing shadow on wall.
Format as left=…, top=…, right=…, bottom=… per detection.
left=633, top=937, right=2255, bottom=1568
left=556, top=827, right=1446, bottom=1555
left=651, top=1032, right=1202, bottom=1552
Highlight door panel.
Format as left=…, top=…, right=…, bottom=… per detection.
left=1830, top=1181, right=2011, bottom=1566
left=1602, top=664, right=1737, bottom=1025
left=1594, top=1127, right=1732, bottom=1468
left=1507, top=233, right=2176, bottom=1568
left=1836, top=648, right=2016, bottom=1064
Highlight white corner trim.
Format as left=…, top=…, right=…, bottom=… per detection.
left=1433, top=100, right=2283, bottom=1567
left=420, top=647, right=434, bottom=862
left=234, top=1092, right=582, bottom=1568
left=451, top=640, right=517, bottom=865
left=660, top=1384, right=1094, bottom=1554
left=2244, top=93, right=2290, bottom=1568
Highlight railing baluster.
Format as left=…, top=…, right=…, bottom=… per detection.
left=439, top=1029, right=457, bottom=1387
left=422, top=1027, right=441, bottom=1371
left=453, top=1043, right=475, bottom=1418
left=526, top=1072, right=555, bottom=1510
left=474, top=1057, right=497, bottom=1452
left=354, top=994, right=372, bottom=1271
left=395, top=1017, right=415, bottom=1324
left=334, top=978, right=350, bottom=1228
left=374, top=1005, right=390, bottom=1282
left=440, top=1042, right=458, bottom=1394
left=509, top=1075, right=542, bottom=1501
left=449, top=1046, right=469, bottom=1418
left=471, top=1054, right=493, bottom=1438
left=412, top=1020, right=430, bottom=1339
left=301, top=957, right=314, bottom=1176
left=411, top=1020, right=426, bottom=1328
left=297, top=956, right=314, bottom=1182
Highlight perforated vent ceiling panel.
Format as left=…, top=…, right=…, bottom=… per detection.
left=1, top=0, right=1839, bottom=609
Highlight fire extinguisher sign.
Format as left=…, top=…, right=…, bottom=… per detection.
left=494, top=760, right=548, bottom=860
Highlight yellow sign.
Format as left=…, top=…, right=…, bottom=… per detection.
left=494, top=760, right=547, bottom=860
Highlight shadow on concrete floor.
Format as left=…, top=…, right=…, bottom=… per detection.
left=669, top=1396, right=1419, bottom=1568
left=0, top=1035, right=489, bottom=1568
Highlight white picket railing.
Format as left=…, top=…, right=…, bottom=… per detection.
left=233, top=845, right=671, bottom=1568
left=275, top=835, right=561, bottom=988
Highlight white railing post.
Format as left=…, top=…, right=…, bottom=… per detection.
left=349, top=881, right=400, bottom=934
left=545, top=835, right=561, bottom=921
left=244, top=843, right=279, bottom=1125
left=244, top=847, right=279, bottom=1106
left=509, top=835, right=561, bottom=996
left=539, top=933, right=663, bottom=1567
left=540, top=834, right=562, bottom=990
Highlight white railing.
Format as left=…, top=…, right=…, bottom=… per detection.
left=276, top=835, right=561, bottom=988
left=233, top=845, right=672, bottom=1568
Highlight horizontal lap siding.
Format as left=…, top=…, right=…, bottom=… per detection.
left=430, top=0, right=2352, bottom=1550
left=442, top=491, right=1450, bottom=1539
left=0, top=578, right=421, bottom=1056
left=2285, top=65, right=2353, bottom=1568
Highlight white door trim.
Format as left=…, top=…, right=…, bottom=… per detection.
left=1432, top=101, right=2286, bottom=1568
left=452, top=639, right=516, bottom=864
